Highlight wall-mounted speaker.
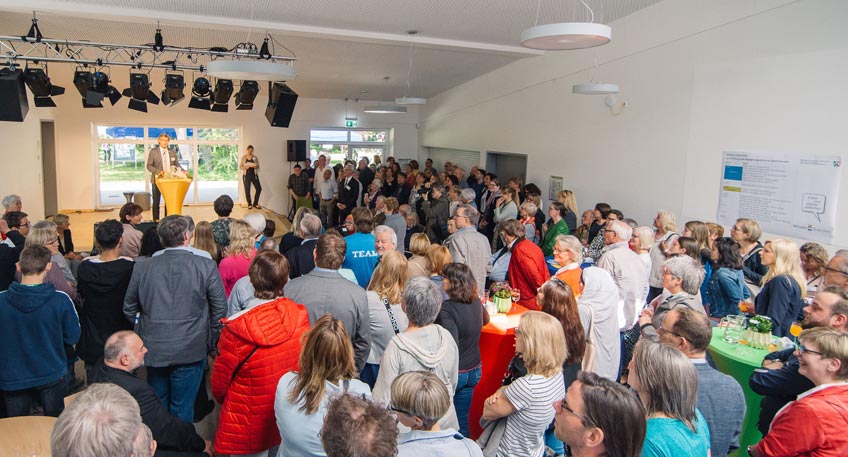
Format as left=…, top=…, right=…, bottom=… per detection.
left=287, top=140, right=307, bottom=162
left=265, top=82, right=298, bottom=128
left=0, top=69, right=29, bottom=122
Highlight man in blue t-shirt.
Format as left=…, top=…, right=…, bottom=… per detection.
left=342, top=207, right=379, bottom=288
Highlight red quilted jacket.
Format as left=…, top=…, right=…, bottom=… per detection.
left=508, top=238, right=550, bottom=310
left=212, top=297, right=310, bottom=454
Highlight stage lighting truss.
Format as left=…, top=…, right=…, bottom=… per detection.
left=0, top=17, right=296, bottom=76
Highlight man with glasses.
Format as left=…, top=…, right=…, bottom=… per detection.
left=750, top=285, right=848, bottom=434
left=659, top=307, right=745, bottom=456
left=445, top=204, right=492, bottom=294
left=553, top=371, right=646, bottom=457
left=823, top=250, right=848, bottom=291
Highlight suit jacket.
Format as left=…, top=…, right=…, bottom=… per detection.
left=146, top=145, right=184, bottom=179
left=286, top=238, right=318, bottom=279
left=0, top=230, right=26, bottom=291
left=284, top=268, right=371, bottom=372
left=338, top=177, right=361, bottom=210
left=123, top=249, right=227, bottom=367
left=90, top=361, right=206, bottom=456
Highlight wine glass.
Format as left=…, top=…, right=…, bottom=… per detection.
left=511, top=288, right=521, bottom=303
left=790, top=321, right=803, bottom=339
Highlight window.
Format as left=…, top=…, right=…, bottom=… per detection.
left=309, top=128, right=389, bottom=166
left=95, top=125, right=240, bottom=207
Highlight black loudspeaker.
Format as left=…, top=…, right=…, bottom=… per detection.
left=287, top=140, right=307, bottom=162
left=265, top=82, right=298, bottom=128
left=0, top=69, right=29, bottom=122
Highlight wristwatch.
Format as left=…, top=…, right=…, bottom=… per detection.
left=747, top=444, right=755, bottom=455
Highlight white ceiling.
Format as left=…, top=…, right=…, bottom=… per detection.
left=0, top=0, right=663, bottom=100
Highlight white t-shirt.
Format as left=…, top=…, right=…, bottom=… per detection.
left=499, top=374, right=565, bottom=457
left=275, top=372, right=371, bottom=457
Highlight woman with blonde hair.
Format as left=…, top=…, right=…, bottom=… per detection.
left=629, top=340, right=709, bottom=456
left=556, top=190, right=579, bottom=233
left=630, top=226, right=655, bottom=278
left=519, top=200, right=540, bottom=244
left=393, top=371, right=482, bottom=455
left=427, top=244, right=452, bottom=300
left=648, top=210, right=678, bottom=302
left=219, top=219, right=257, bottom=297
left=731, top=218, right=768, bottom=290
left=275, top=315, right=371, bottom=456
left=755, top=239, right=806, bottom=337
left=800, top=242, right=829, bottom=297
left=407, top=233, right=431, bottom=278
left=192, top=220, right=219, bottom=262
left=362, top=250, right=410, bottom=388
left=482, top=311, right=566, bottom=457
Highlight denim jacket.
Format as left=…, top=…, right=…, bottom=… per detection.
left=707, top=267, right=750, bottom=317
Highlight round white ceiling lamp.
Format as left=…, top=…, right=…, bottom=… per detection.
left=206, top=60, right=296, bottom=81
left=520, top=0, right=611, bottom=51
left=363, top=105, right=407, bottom=114
left=395, top=97, right=427, bottom=105
left=572, top=82, right=619, bottom=94
left=521, top=23, right=611, bottom=50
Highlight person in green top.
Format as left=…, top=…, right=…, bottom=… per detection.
left=542, top=201, right=570, bottom=256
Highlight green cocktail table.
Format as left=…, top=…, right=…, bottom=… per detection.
left=708, top=327, right=773, bottom=456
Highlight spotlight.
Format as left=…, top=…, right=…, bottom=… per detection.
left=73, top=70, right=121, bottom=108
left=211, top=79, right=233, bottom=112
left=235, top=80, right=259, bottom=110
left=188, top=76, right=211, bottom=110
left=24, top=67, right=64, bottom=107
left=161, top=73, right=185, bottom=106
left=123, top=73, right=160, bottom=113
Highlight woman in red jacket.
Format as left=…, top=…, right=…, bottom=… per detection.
left=212, top=250, right=310, bottom=456
left=500, top=218, right=550, bottom=310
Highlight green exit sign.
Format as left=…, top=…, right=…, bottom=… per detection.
left=345, top=120, right=358, bottom=128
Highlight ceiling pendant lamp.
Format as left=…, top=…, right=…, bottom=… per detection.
left=395, top=30, right=426, bottom=105
left=572, top=56, right=619, bottom=95
left=363, top=105, right=407, bottom=114
left=520, top=0, right=611, bottom=51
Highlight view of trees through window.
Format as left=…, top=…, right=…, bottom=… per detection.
left=95, top=126, right=239, bottom=206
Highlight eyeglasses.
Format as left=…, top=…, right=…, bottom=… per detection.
left=558, top=399, right=594, bottom=426
left=657, top=326, right=682, bottom=338
left=46, top=240, right=59, bottom=246
left=389, top=404, right=415, bottom=417
left=824, top=266, right=848, bottom=277
left=795, top=341, right=824, bottom=357
left=514, top=327, right=523, bottom=336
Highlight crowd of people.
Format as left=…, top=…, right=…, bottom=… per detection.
left=1, top=152, right=848, bottom=457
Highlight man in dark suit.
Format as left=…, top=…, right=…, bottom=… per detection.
left=89, top=330, right=211, bottom=456
left=285, top=213, right=322, bottom=280
left=146, top=133, right=184, bottom=221
left=336, top=164, right=360, bottom=224
left=123, top=215, right=226, bottom=424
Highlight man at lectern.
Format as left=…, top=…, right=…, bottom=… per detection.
left=147, top=133, right=184, bottom=221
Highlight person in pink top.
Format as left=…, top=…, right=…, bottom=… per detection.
left=750, top=326, right=848, bottom=457
left=219, top=219, right=257, bottom=297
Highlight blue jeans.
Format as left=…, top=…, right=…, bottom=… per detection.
left=454, top=364, right=482, bottom=437
left=3, top=377, right=67, bottom=417
left=147, top=359, right=206, bottom=424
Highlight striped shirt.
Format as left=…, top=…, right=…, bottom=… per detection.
left=499, top=374, right=565, bottom=457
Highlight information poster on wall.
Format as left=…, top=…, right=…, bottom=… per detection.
left=717, top=151, right=843, bottom=243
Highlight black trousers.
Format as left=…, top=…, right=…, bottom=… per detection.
left=244, top=172, right=261, bottom=206
left=151, top=179, right=167, bottom=221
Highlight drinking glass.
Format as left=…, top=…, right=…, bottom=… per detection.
left=511, top=289, right=520, bottom=303
left=790, top=321, right=803, bottom=338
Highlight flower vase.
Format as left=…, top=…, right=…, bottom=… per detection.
left=493, top=296, right=512, bottom=314
left=754, top=331, right=771, bottom=349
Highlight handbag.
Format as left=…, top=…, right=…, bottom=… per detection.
left=582, top=307, right=597, bottom=372
left=477, top=417, right=508, bottom=457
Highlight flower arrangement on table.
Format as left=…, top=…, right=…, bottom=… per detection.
left=743, top=315, right=774, bottom=349
left=157, top=166, right=192, bottom=180
left=489, top=282, right=514, bottom=314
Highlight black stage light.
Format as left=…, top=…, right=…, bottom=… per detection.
left=23, top=68, right=65, bottom=108
left=123, top=73, right=160, bottom=113
left=77, top=71, right=121, bottom=108
left=235, top=80, right=259, bottom=110
left=211, top=79, right=233, bottom=112
left=161, top=73, right=185, bottom=106
left=188, top=76, right=211, bottom=110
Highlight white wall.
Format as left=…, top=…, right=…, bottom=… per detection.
left=0, top=65, right=419, bottom=218
left=419, top=0, right=848, bottom=251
